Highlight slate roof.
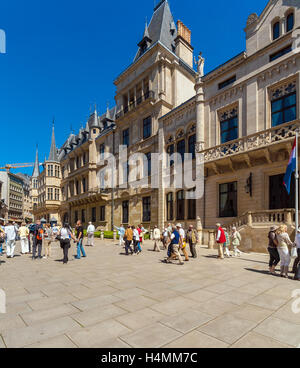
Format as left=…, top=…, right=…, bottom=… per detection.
left=58, top=106, right=117, bottom=161
left=134, top=0, right=177, bottom=62
left=48, top=125, right=59, bottom=162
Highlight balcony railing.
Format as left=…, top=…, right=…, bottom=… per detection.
left=201, top=120, right=300, bottom=163
left=116, top=91, right=155, bottom=120
left=229, top=209, right=296, bottom=229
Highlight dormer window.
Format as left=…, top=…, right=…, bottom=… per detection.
left=286, top=12, right=294, bottom=32
left=273, top=21, right=280, bottom=40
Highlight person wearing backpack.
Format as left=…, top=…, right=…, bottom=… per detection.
left=32, top=220, right=44, bottom=260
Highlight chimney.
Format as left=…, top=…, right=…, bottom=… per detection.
left=175, top=20, right=193, bottom=68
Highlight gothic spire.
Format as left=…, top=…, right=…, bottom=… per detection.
left=32, top=145, right=40, bottom=178
left=48, top=121, right=59, bottom=162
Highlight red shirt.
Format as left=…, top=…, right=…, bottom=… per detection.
left=137, top=228, right=142, bottom=242
left=217, top=227, right=226, bottom=244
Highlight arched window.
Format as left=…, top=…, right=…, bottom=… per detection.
left=286, top=13, right=294, bottom=32
left=177, top=139, right=185, bottom=162
left=273, top=21, right=280, bottom=40
left=176, top=190, right=185, bottom=220
left=188, top=134, right=196, bottom=160
left=166, top=193, right=174, bottom=221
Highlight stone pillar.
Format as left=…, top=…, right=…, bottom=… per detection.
left=247, top=212, right=253, bottom=227
left=208, top=230, right=215, bottom=249
left=285, top=210, right=292, bottom=226
left=101, top=230, right=104, bottom=241
left=195, top=69, right=205, bottom=245
left=158, top=124, right=165, bottom=231
left=113, top=229, right=117, bottom=241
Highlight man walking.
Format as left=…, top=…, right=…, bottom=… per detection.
left=178, top=224, right=189, bottom=262
left=186, top=225, right=198, bottom=258
left=87, top=222, right=95, bottom=247
left=5, top=221, right=17, bottom=258
left=75, top=220, right=87, bottom=259
left=32, top=220, right=44, bottom=260
left=115, top=225, right=125, bottom=247
left=124, top=225, right=133, bottom=255
left=216, top=223, right=226, bottom=260
left=153, top=226, right=161, bottom=252
left=19, top=222, right=29, bottom=254
left=166, top=225, right=184, bottom=265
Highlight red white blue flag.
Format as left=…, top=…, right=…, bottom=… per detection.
left=284, top=138, right=297, bottom=195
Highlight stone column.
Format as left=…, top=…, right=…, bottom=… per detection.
left=195, top=71, right=205, bottom=245
left=158, top=123, right=166, bottom=231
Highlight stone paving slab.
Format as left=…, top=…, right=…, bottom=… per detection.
left=120, top=322, right=182, bottom=348
left=0, top=239, right=300, bottom=348
left=24, top=334, right=78, bottom=348
left=163, top=330, right=229, bottom=348
left=67, top=319, right=132, bottom=348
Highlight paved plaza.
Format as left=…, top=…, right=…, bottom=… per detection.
left=0, top=239, right=299, bottom=348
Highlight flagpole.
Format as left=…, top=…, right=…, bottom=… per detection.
left=296, top=129, right=299, bottom=239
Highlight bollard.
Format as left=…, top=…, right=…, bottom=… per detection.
left=101, top=231, right=104, bottom=241
left=150, top=229, right=153, bottom=240
left=113, top=229, right=117, bottom=241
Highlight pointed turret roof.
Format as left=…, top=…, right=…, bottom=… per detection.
left=48, top=123, right=59, bottom=162
left=134, top=0, right=177, bottom=61
left=32, top=146, right=40, bottom=178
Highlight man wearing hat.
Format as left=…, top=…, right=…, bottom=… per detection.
left=268, top=225, right=280, bottom=275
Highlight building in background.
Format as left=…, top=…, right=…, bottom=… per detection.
left=16, top=173, right=33, bottom=223
left=0, top=171, right=24, bottom=224
left=32, top=0, right=300, bottom=252
left=32, top=125, right=62, bottom=224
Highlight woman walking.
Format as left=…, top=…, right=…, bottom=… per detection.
left=223, top=227, right=231, bottom=258
left=276, top=225, right=293, bottom=278
left=231, top=227, right=242, bottom=257
left=267, top=226, right=280, bottom=274
left=19, top=222, right=29, bottom=255
left=59, top=223, right=77, bottom=265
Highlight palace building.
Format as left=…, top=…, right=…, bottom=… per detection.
left=33, top=0, right=300, bottom=251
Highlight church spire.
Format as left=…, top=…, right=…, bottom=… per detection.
left=32, top=145, right=40, bottom=178
left=48, top=121, right=59, bottom=162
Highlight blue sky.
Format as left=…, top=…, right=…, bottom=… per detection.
left=0, top=0, right=267, bottom=175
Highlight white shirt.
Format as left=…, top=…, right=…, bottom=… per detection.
left=153, top=228, right=161, bottom=240
left=216, top=230, right=221, bottom=242
left=295, top=234, right=300, bottom=249
left=60, top=228, right=71, bottom=240
left=133, top=229, right=139, bottom=241
left=179, top=228, right=185, bottom=239
left=5, top=225, right=16, bottom=241
left=87, top=225, right=95, bottom=234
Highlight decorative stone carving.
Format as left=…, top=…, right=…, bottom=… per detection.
left=247, top=13, right=258, bottom=27
left=202, top=120, right=299, bottom=163
left=271, top=81, right=296, bottom=101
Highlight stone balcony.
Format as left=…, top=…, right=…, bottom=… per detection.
left=200, top=120, right=300, bottom=173
left=115, top=91, right=155, bottom=120
left=61, top=187, right=110, bottom=206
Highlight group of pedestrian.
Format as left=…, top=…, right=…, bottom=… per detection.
left=268, top=224, right=300, bottom=280
left=216, top=223, right=242, bottom=259
left=114, top=224, right=146, bottom=256
left=0, top=218, right=95, bottom=265
left=150, top=223, right=198, bottom=265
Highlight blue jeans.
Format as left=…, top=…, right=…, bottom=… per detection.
left=76, top=240, right=86, bottom=259
left=0, top=244, right=2, bottom=254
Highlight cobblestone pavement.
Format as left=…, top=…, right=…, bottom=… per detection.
left=0, top=239, right=299, bottom=348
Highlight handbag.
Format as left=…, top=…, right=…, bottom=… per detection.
left=291, top=246, right=298, bottom=258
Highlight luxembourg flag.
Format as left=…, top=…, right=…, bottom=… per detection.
left=284, top=138, right=297, bottom=195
